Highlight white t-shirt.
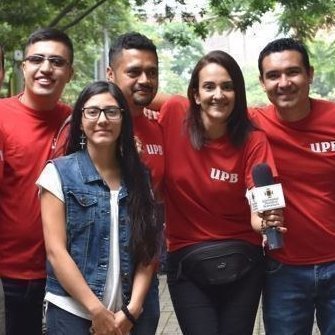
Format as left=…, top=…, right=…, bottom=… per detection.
left=36, top=163, right=123, bottom=319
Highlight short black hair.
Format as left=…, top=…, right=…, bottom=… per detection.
left=108, top=32, right=157, bottom=66
left=25, top=27, right=74, bottom=64
left=258, top=38, right=310, bottom=78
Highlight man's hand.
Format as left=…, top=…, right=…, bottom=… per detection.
left=143, top=107, right=160, bottom=120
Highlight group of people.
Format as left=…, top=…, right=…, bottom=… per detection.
left=0, top=25, right=334, bottom=335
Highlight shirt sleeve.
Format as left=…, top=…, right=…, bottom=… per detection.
left=36, top=163, right=64, bottom=202
left=244, top=130, right=278, bottom=189
left=158, top=95, right=189, bottom=128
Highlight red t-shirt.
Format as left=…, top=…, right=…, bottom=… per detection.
left=132, top=113, right=164, bottom=197
left=0, top=96, right=71, bottom=279
left=159, top=96, right=277, bottom=252
left=249, top=99, right=335, bottom=265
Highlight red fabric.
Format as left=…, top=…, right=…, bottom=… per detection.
left=0, top=96, right=71, bottom=279
left=159, top=96, right=277, bottom=252
left=249, top=99, right=335, bottom=265
left=133, top=114, right=164, bottom=197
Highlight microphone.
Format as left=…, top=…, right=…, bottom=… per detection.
left=251, top=163, right=285, bottom=250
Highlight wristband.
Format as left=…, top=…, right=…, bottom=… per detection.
left=121, top=304, right=137, bottom=325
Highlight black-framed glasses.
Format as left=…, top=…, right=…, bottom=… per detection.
left=24, top=54, right=69, bottom=68
left=82, top=106, right=124, bottom=121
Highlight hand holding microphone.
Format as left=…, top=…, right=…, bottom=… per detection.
left=251, top=163, right=286, bottom=250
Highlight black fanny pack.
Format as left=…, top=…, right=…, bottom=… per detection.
left=176, top=240, right=263, bottom=286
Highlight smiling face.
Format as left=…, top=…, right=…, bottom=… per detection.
left=107, top=48, right=158, bottom=116
left=260, top=50, right=313, bottom=120
left=81, top=92, right=122, bottom=151
left=22, top=40, right=73, bottom=109
left=194, top=62, right=235, bottom=133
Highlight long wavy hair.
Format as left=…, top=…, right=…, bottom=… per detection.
left=187, top=50, right=253, bottom=149
left=67, top=81, right=159, bottom=265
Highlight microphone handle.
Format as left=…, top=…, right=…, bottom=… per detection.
left=265, top=227, right=284, bottom=250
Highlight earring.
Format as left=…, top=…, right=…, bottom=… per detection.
left=80, top=132, right=86, bottom=150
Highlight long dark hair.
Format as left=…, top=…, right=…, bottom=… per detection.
left=187, top=50, right=253, bottom=149
left=67, top=81, right=159, bottom=265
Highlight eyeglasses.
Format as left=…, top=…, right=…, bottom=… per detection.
left=24, top=55, right=69, bottom=68
left=82, top=106, right=124, bottom=121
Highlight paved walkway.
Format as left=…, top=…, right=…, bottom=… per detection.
left=156, top=274, right=321, bottom=335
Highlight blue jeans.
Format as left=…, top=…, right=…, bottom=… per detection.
left=2, top=277, right=45, bottom=335
left=263, top=258, right=335, bottom=335
left=46, top=303, right=91, bottom=334
left=132, top=274, right=160, bottom=335
left=46, top=276, right=159, bottom=335
left=167, top=248, right=264, bottom=335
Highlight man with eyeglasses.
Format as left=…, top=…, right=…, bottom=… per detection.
left=0, top=27, right=73, bottom=335
left=107, top=32, right=164, bottom=335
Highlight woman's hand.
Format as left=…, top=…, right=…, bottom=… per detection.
left=259, top=208, right=286, bottom=233
left=113, top=308, right=134, bottom=335
left=90, top=305, right=122, bottom=335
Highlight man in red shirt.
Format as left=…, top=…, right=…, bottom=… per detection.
left=249, top=38, right=335, bottom=334
left=0, top=28, right=73, bottom=335
left=107, top=32, right=164, bottom=335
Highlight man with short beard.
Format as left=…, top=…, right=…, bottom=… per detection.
left=107, top=32, right=164, bottom=335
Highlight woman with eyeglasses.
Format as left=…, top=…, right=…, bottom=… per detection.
left=36, top=81, right=159, bottom=335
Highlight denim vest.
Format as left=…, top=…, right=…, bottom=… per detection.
left=46, top=150, right=134, bottom=304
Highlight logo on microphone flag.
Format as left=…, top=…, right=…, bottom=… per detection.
left=249, top=184, right=286, bottom=212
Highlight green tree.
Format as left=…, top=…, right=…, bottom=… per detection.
left=0, top=0, right=132, bottom=100
left=243, top=66, right=268, bottom=107
left=133, top=0, right=335, bottom=42
left=2, top=0, right=335, bottom=100
left=308, top=38, right=335, bottom=100
left=137, top=21, right=205, bottom=95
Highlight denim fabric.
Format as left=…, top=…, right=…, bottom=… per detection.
left=166, top=247, right=264, bottom=335
left=46, top=302, right=91, bottom=335
left=50, top=150, right=134, bottom=303
left=263, top=258, right=335, bottom=335
left=46, top=280, right=160, bottom=335
left=2, top=278, right=45, bottom=335
left=132, top=274, right=160, bottom=335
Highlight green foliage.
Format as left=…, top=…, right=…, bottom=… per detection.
left=308, top=37, right=335, bottom=100
left=279, top=1, right=335, bottom=40
left=0, top=0, right=132, bottom=100
left=243, top=66, right=268, bottom=107
left=2, top=0, right=335, bottom=102
left=134, top=21, right=205, bottom=95
left=206, top=0, right=335, bottom=41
